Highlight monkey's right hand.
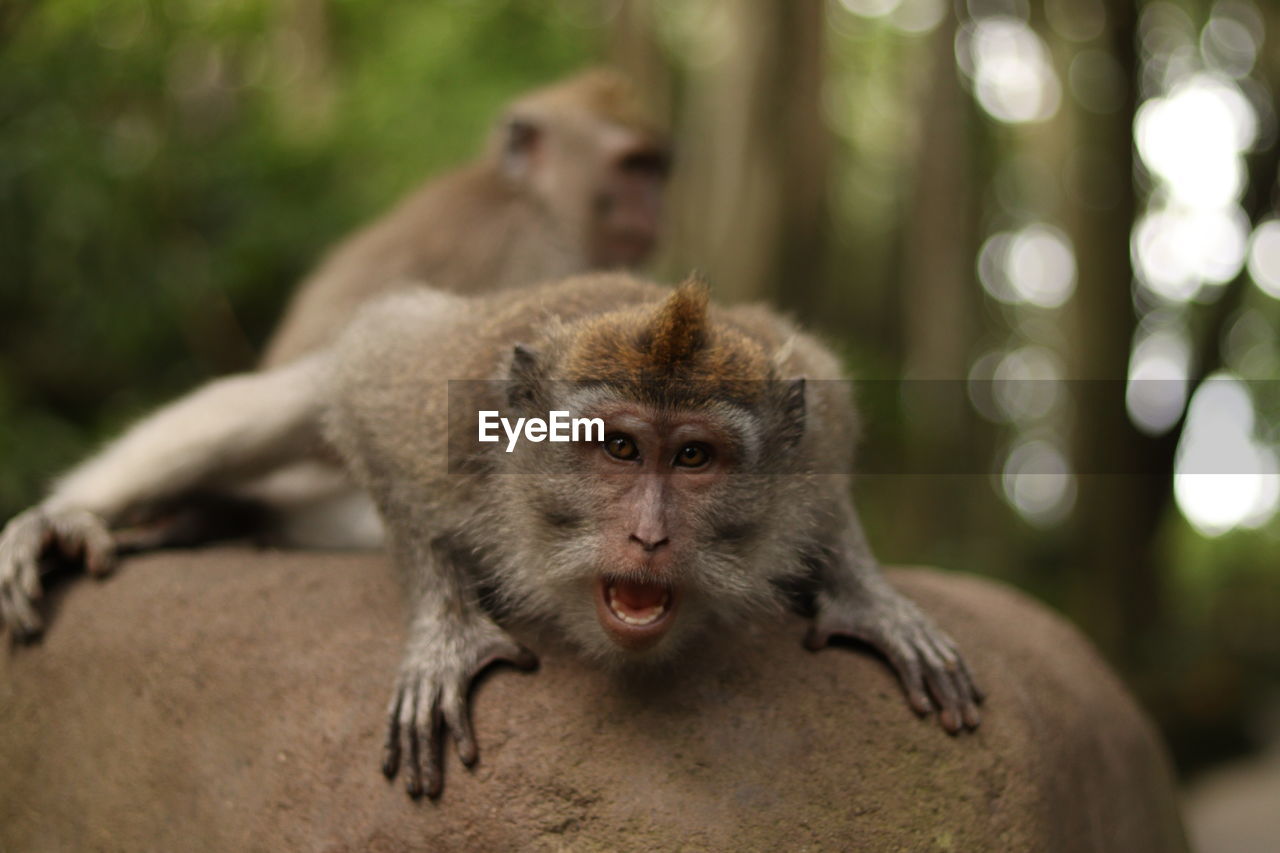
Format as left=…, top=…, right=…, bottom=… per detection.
left=0, top=506, right=116, bottom=640
left=382, top=617, right=538, bottom=798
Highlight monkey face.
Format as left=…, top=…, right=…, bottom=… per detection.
left=491, top=394, right=804, bottom=665
left=588, top=142, right=670, bottom=269
left=585, top=406, right=731, bottom=652
left=497, top=69, right=671, bottom=273
left=484, top=282, right=813, bottom=664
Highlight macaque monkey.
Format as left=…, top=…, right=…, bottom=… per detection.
left=262, top=67, right=671, bottom=367
left=0, top=274, right=982, bottom=800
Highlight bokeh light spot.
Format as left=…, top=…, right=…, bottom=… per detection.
left=958, top=17, right=1061, bottom=124
left=1126, top=326, right=1191, bottom=435
left=979, top=223, right=1076, bottom=307
left=1002, top=439, right=1076, bottom=527
left=1174, top=374, right=1278, bottom=535
left=1246, top=219, right=1280, bottom=299
left=993, top=346, right=1064, bottom=423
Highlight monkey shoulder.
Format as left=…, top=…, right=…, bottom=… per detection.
left=334, top=288, right=471, bottom=373
left=324, top=289, right=475, bottom=475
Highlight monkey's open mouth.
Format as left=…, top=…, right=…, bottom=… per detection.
left=594, top=576, right=677, bottom=650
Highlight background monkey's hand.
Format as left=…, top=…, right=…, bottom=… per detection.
left=0, top=506, right=115, bottom=640
left=805, top=587, right=983, bottom=734
left=382, top=617, right=538, bottom=798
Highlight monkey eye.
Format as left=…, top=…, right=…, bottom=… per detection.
left=673, top=443, right=712, bottom=469
left=604, top=434, right=640, bottom=462
left=618, top=149, right=670, bottom=177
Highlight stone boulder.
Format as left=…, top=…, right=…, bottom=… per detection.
left=0, top=550, right=1187, bottom=851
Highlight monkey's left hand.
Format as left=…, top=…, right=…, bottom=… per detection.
left=805, top=587, right=983, bottom=733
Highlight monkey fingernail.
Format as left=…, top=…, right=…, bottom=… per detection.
left=425, top=770, right=443, bottom=799
left=939, top=708, right=961, bottom=734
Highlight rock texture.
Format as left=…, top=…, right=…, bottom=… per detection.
left=0, top=550, right=1187, bottom=852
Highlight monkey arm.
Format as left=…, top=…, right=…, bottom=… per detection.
left=380, top=532, right=537, bottom=799
left=805, top=496, right=984, bottom=734
left=0, top=355, right=332, bottom=638
left=47, top=354, right=331, bottom=522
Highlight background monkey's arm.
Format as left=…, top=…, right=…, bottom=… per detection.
left=48, top=354, right=330, bottom=521
left=0, top=354, right=331, bottom=637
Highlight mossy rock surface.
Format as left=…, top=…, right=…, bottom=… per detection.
left=0, top=551, right=1187, bottom=852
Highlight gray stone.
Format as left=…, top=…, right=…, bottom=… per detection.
left=0, top=550, right=1188, bottom=851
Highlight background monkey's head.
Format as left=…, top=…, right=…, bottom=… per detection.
left=492, top=68, right=672, bottom=270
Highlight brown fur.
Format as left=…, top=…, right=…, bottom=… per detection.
left=262, top=68, right=669, bottom=368
left=559, top=278, right=773, bottom=408
left=643, top=277, right=709, bottom=369
left=499, top=68, right=666, bottom=147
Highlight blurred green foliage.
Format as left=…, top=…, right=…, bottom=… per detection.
left=0, top=0, right=597, bottom=517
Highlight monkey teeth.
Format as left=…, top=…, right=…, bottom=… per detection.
left=607, top=588, right=667, bottom=626
left=596, top=577, right=676, bottom=648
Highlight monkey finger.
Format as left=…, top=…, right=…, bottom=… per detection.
left=921, top=635, right=967, bottom=727
left=959, top=683, right=982, bottom=730
left=73, top=518, right=116, bottom=577
left=917, top=647, right=963, bottom=734
left=924, top=630, right=985, bottom=714
left=920, top=631, right=959, bottom=673
left=934, top=653, right=980, bottom=730
left=880, top=641, right=932, bottom=716
left=441, top=687, right=479, bottom=767
left=406, top=721, right=424, bottom=798
left=418, top=703, right=445, bottom=799
left=944, top=655, right=983, bottom=728
left=409, top=683, right=444, bottom=799
left=404, top=685, right=426, bottom=797
left=84, top=543, right=116, bottom=577
left=957, top=655, right=986, bottom=705
left=1, top=583, right=42, bottom=639
left=17, top=554, right=42, bottom=601
left=84, top=536, right=117, bottom=578
left=381, top=687, right=406, bottom=779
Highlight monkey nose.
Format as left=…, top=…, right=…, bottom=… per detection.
left=629, top=533, right=669, bottom=552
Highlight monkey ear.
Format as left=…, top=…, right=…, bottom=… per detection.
left=506, top=344, right=543, bottom=409
left=775, top=377, right=807, bottom=451
left=502, top=116, right=542, bottom=180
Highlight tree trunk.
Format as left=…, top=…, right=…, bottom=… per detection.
left=892, top=9, right=994, bottom=562
left=1065, top=0, right=1157, bottom=665
left=661, top=0, right=830, bottom=305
